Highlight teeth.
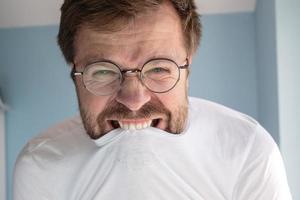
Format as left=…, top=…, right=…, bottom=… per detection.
left=147, top=121, right=151, bottom=126
left=129, top=124, right=135, bottom=130
left=118, top=120, right=154, bottom=130
left=137, top=123, right=142, bottom=129
left=142, top=122, right=148, bottom=129
left=123, top=123, right=129, bottom=130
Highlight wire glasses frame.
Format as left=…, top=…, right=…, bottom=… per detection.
left=72, top=58, right=189, bottom=96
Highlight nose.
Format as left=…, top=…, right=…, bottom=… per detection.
left=115, top=77, right=151, bottom=111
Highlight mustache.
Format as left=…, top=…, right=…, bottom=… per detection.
left=97, top=99, right=171, bottom=120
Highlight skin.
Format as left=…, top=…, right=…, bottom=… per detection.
left=73, top=2, right=192, bottom=139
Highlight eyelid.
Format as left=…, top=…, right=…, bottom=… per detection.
left=86, top=59, right=118, bottom=66
left=89, top=64, right=116, bottom=70
left=146, top=62, right=172, bottom=67
left=82, top=57, right=181, bottom=73
left=86, top=56, right=175, bottom=66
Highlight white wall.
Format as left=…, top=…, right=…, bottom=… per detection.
left=275, top=0, right=300, bottom=199
left=0, top=0, right=256, bottom=28
left=0, top=99, right=6, bottom=200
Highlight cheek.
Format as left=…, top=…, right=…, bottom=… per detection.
left=83, top=96, right=109, bottom=116
left=156, top=78, right=188, bottom=109
left=75, top=78, right=111, bottom=115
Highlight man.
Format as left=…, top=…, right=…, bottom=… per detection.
left=14, top=0, right=292, bottom=199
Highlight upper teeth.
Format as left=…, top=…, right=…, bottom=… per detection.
left=119, top=120, right=152, bottom=130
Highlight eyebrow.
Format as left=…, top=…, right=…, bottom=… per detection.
left=77, top=51, right=181, bottom=69
left=81, top=54, right=106, bottom=66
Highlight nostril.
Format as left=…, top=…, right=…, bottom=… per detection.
left=115, top=94, right=151, bottom=111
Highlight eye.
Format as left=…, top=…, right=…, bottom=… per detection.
left=93, top=69, right=116, bottom=77
left=145, top=66, right=170, bottom=75
left=91, top=68, right=119, bottom=82
left=151, top=67, right=169, bottom=73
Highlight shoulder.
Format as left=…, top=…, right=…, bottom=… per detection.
left=14, top=115, right=94, bottom=198
left=188, top=96, right=260, bottom=134
left=16, top=115, right=94, bottom=164
left=14, top=115, right=93, bottom=177
left=187, top=97, right=277, bottom=159
left=188, top=97, right=258, bottom=123
left=187, top=98, right=292, bottom=198
left=19, top=115, right=90, bottom=156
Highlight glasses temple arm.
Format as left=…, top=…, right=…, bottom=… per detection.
left=179, top=58, right=190, bottom=69
left=71, top=65, right=83, bottom=80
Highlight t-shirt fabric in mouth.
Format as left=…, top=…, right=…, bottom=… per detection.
left=13, top=97, right=292, bottom=200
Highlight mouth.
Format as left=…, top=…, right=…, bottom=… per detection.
left=108, top=118, right=161, bottom=131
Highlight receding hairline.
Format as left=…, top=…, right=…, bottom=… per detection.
left=57, top=0, right=201, bottom=63
left=78, top=0, right=179, bottom=34
left=73, top=2, right=187, bottom=65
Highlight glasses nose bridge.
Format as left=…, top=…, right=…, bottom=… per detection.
left=122, top=68, right=142, bottom=77
left=121, top=69, right=144, bottom=84
left=120, top=68, right=147, bottom=92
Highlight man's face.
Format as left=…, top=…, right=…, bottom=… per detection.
left=73, top=2, right=191, bottom=139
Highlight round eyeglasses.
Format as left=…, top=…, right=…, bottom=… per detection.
left=72, top=58, right=189, bottom=96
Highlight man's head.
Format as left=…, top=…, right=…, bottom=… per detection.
left=57, top=0, right=201, bottom=139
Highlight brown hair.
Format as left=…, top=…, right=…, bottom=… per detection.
left=57, top=0, right=202, bottom=64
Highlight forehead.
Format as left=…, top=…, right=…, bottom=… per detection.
left=74, top=2, right=186, bottom=66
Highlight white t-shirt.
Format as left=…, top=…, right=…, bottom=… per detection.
left=13, top=97, right=292, bottom=200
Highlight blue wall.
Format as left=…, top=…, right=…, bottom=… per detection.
left=0, top=26, right=78, bottom=200
left=255, top=0, right=279, bottom=144
left=0, top=13, right=258, bottom=200
left=190, top=13, right=257, bottom=118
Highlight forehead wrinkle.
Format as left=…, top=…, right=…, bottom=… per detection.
left=85, top=41, right=180, bottom=65
left=75, top=25, right=181, bottom=56
left=77, top=34, right=181, bottom=64
left=89, top=30, right=180, bottom=45
left=74, top=1, right=186, bottom=68
left=80, top=3, right=182, bottom=45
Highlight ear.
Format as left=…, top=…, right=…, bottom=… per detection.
left=70, top=65, right=76, bottom=82
left=70, top=62, right=81, bottom=86
left=187, top=55, right=193, bottom=65
left=185, top=55, right=193, bottom=78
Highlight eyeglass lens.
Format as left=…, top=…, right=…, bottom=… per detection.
left=82, top=59, right=180, bottom=96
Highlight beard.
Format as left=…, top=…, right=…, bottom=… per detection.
left=78, top=97, right=188, bottom=140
